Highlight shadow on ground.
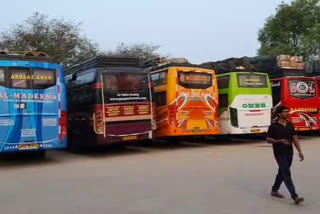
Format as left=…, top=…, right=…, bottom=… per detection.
left=0, top=152, right=62, bottom=169
left=1, top=134, right=317, bottom=167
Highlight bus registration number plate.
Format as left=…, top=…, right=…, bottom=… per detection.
left=250, top=129, right=260, bottom=133
left=122, top=136, right=137, bottom=141
left=19, top=144, right=40, bottom=150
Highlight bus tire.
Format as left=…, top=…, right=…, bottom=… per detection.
left=67, top=131, right=82, bottom=154
left=166, top=137, right=179, bottom=144
left=68, top=141, right=82, bottom=154
left=139, top=139, right=153, bottom=146
left=33, top=150, right=46, bottom=160
left=111, top=143, right=126, bottom=149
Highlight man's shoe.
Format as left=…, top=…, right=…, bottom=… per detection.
left=271, top=191, right=285, bottom=198
left=293, top=196, right=304, bottom=205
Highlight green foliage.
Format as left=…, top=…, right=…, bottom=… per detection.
left=258, top=0, right=320, bottom=59
left=107, top=42, right=163, bottom=63
left=0, top=13, right=98, bottom=66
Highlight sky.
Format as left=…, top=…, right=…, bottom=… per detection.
left=0, top=0, right=290, bottom=64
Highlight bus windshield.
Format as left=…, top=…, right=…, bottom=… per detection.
left=103, top=73, right=149, bottom=103
left=237, top=74, right=268, bottom=88
left=178, top=71, right=212, bottom=89
left=6, top=67, right=56, bottom=89
left=289, top=79, right=316, bottom=99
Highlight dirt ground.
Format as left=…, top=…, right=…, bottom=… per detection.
left=0, top=136, right=319, bottom=214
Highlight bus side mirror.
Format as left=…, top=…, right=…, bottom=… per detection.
left=71, top=73, right=77, bottom=81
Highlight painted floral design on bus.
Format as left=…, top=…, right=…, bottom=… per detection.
left=168, top=88, right=218, bottom=132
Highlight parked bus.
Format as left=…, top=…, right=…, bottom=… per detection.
left=250, top=55, right=320, bottom=131
left=270, top=76, right=320, bottom=131
left=147, top=59, right=219, bottom=139
left=217, top=72, right=272, bottom=134
left=0, top=51, right=67, bottom=157
left=65, top=56, right=154, bottom=152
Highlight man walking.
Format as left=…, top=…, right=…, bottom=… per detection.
left=267, top=106, right=304, bottom=204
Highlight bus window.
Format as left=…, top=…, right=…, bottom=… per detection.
left=151, top=71, right=168, bottom=86
left=289, top=80, right=316, bottom=99
left=104, top=73, right=145, bottom=91
left=178, top=72, right=212, bottom=89
left=103, top=73, right=149, bottom=103
left=9, top=68, right=30, bottom=89
left=271, top=80, right=282, bottom=107
left=237, top=74, right=268, bottom=88
left=33, top=69, right=56, bottom=89
left=219, top=94, right=228, bottom=108
left=217, top=76, right=230, bottom=89
left=76, top=72, right=96, bottom=85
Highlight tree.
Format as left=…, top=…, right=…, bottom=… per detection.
left=258, top=0, right=320, bottom=59
left=0, top=13, right=98, bottom=66
left=107, top=43, right=163, bottom=63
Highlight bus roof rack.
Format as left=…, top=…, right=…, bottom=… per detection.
left=201, top=57, right=256, bottom=74
left=0, top=51, right=50, bottom=62
left=64, top=55, right=141, bottom=75
left=144, top=57, right=207, bottom=71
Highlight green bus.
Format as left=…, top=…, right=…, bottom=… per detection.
left=217, top=72, right=273, bottom=134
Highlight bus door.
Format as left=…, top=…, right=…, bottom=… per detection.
left=0, top=67, right=60, bottom=152
left=174, top=70, right=217, bottom=132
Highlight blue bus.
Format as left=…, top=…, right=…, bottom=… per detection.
left=0, top=51, right=67, bottom=157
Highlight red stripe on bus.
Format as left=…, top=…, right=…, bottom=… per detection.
left=93, top=83, right=104, bottom=89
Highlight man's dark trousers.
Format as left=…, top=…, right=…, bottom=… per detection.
left=272, top=155, right=298, bottom=199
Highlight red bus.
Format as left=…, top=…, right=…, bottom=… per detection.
left=250, top=55, right=320, bottom=131
left=271, top=77, right=320, bottom=131
left=65, top=56, right=155, bottom=152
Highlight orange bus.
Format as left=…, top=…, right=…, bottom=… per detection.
left=150, top=64, right=219, bottom=138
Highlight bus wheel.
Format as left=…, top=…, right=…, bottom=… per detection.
left=68, top=142, right=82, bottom=154
left=33, top=150, right=46, bottom=160
left=139, top=139, right=154, bottom=147
left=165, top=137, right=179, bottom=144
left=68, top=137, right=82, bottom=154
left=67, top=131, right=82, bottom=154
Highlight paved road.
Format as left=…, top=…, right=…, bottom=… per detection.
left=1, top=136, right=320, bottom=214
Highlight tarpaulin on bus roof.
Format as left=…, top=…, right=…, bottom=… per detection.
left=201, top=58, right=255, bottom=75
left=247, top=56, right=306, bottom=78
left=306, top=59, right=320, bottom=77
